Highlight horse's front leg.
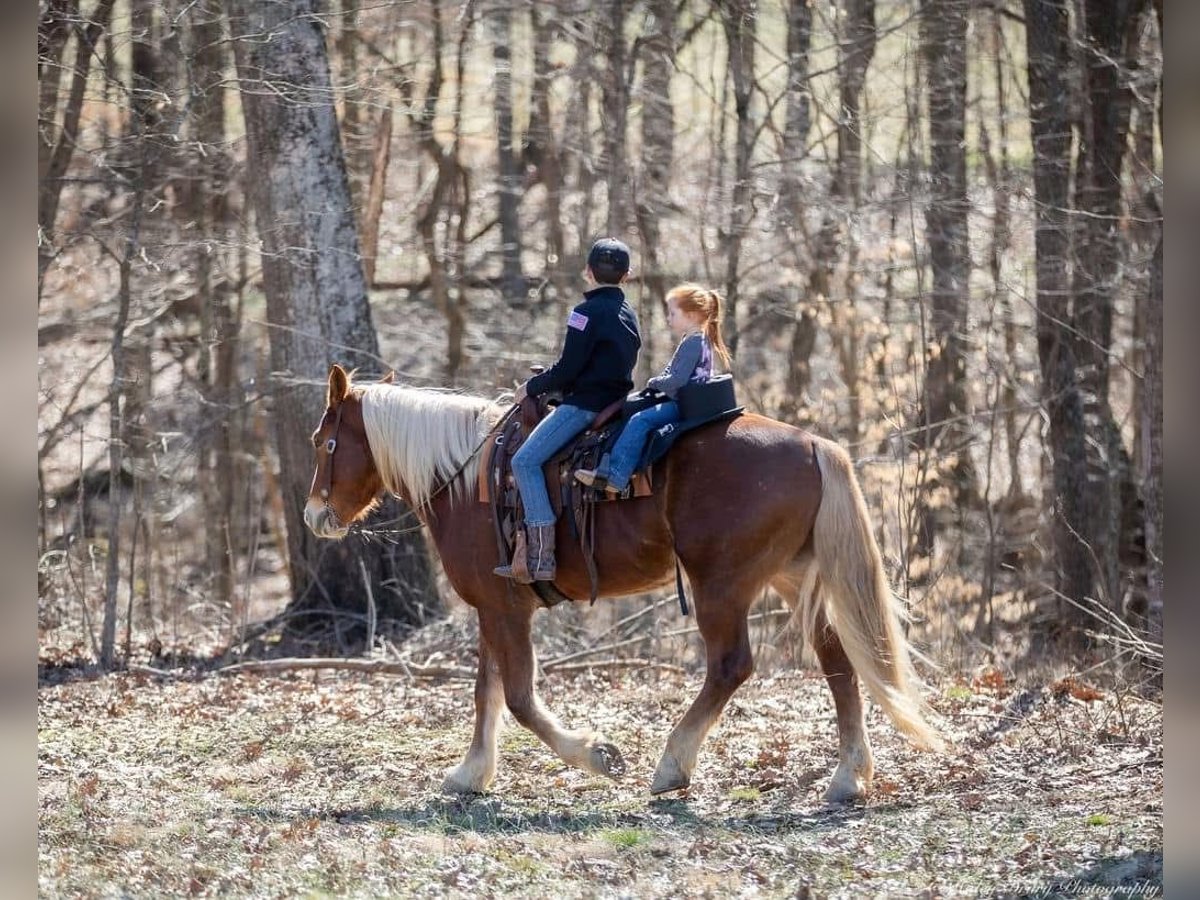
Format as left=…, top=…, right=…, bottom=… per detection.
left=481, top=600, right=627, bottom=779
left=442, top=633, right=505, bottom=794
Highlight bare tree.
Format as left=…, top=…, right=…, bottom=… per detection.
left=396, top=0, right=473, bottom=380
left=600, top=0, right=632, bottom=235
left=633, top=0, right=677, bottom=379
left=38, top=0, right=117, bottom=297
left=1023, top=0, right=1093, bottom=632
left=719, top=0, right=758, bottom=357
left=227, top=0, right=437, bottom=638
left=1070, top=0, right=1147, bottom=609
left=780, top=0, right=815, bottom=411
left=490, top=0, right=524, bottom=299
left=529, top=3, right=570, bottom=304
left=185, top=0, right=240, bottom=613
left=807, top=0, right=875, bottom=440
left=919, top=0, right=976, bottom=503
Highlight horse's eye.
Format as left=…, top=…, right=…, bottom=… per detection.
left=325, top=438, right=337, bottom=454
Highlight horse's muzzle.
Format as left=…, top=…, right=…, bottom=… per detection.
left=304, top=498, right=349, bottom=539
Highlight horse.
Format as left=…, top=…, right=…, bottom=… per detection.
left=304, top=364, right=943, bottom=801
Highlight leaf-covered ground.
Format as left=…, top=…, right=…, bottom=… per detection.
left=38, top=665, right=1161, bottom=898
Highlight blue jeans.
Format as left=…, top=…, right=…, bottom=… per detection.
left=601, top=400, right=680, bottom=491
left=512, top=403, right=598, bottom=526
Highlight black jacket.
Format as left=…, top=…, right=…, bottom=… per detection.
left=526, top=286, right=641, bottom=411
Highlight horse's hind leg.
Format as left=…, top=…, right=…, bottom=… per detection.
left=811, top=606, right=874, bottom=802
left=650, top=581, right=755, bottom=794
left=773, top=566, right=874, bottom=803
left=479, top=602, right=627, bottom=779
left=442, top=634, right=505, bottom=794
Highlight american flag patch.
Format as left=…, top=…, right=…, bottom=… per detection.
left=567, top=310, right=589, bottom=331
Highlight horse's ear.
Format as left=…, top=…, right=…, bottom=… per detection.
left=327, top=364, right=350, bottom=408
left=379, top=370, right=395, bottom=384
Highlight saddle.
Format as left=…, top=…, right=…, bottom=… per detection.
left=479, top=374, right=743, bottom=608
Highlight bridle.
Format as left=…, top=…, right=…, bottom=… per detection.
left=315, top=396, right=521, bottom=536
left=317, top=400, right=347, bottom=530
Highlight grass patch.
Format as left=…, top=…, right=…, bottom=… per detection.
left=727, top=786, right=761, bottom=802
left=1087, top=813, right=1113, bottom=826
left=603, top=827, right=652, bottom=850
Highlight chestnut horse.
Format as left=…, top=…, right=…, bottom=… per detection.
left=304, top=364, right=942, bottom=800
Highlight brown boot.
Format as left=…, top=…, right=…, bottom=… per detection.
left=493, top=527, right=534, bottom=583
left=526, top=523, right=557, bottom=582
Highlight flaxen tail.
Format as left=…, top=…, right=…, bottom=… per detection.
left=800, top=438, right=945, bottom=751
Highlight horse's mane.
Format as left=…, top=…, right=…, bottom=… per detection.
left=357, top=383, right=504, bottom=509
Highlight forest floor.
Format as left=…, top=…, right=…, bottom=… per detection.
left=39, top=655, right=1161, bottom=899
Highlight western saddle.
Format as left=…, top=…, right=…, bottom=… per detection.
left=477, top=370, right=742, bottom=608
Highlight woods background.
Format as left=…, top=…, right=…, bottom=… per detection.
left=36, top=0, right=1163, bottom=676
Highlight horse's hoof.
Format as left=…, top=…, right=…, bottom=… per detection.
left=823, top=773, right=867, bottom=804
left=440, top=766, right=490, bottom=796
left=649, top=754, right=690, bottom=795
left=588, top=741, right=627, bottom=779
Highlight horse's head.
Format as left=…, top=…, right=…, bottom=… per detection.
left=303, top=364, right=393, bottom=539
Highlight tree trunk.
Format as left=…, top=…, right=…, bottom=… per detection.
left=1024, top=0, right=1094, bottom=633
left=815, top=0, right=874, bottom=442
left=780, top=0, right=815, bottom=412
left=919, top=0, right=977, bottom=502
left=38, top=0, right=117, bottom=298
left=490, top=1, right=523, bottom=299
left=530, top=4, right=570, bottom=305
left=400, top=0, right=470, bottom=380
left=187, top=0, right=239, bottom=615
left=228, top=0, right=437, bottom=638
left=719, top=0, right=757, bottom=358
left=360, top=105, right=393, bottom=287
left=1070, top=0, right=1146, bottom=611
left=1140, top=234, right=1162, bottom=642
left=634, top=0, right=676, bottom=381
left=601, top=0, right=631, bottom=236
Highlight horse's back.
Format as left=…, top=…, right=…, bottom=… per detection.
left=663, top=412, right=825, bottom=579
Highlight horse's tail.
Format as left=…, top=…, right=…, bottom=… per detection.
left=800, top=438, right=945, bottom=751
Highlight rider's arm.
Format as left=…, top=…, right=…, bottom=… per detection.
left=526, top=304, right=598, bottom=397
left=645, top=334, right=703, bottom=399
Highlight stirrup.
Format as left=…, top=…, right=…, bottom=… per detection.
left=575, top=468, right=621, bottom=496
left=574, top=468, right=604, bottom=488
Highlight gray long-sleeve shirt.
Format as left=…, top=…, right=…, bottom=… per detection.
left=645, top=332, right=710, bottom=398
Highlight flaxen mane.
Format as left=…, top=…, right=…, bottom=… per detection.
left=357, top=383, right=503, bottom=509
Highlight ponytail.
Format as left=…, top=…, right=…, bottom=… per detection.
left=703, top=290, right=733, bottom=368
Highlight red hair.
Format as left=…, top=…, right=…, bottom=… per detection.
left=665, top=283, right=732, bottom=367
